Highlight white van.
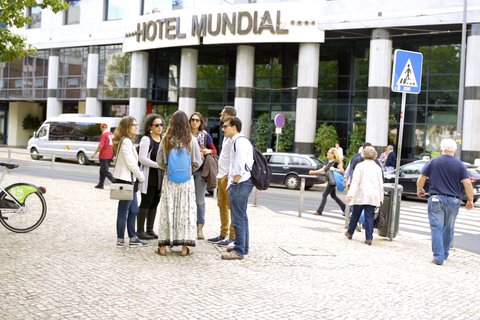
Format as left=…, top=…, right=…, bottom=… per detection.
left=27, top=114, right=122, bottom=165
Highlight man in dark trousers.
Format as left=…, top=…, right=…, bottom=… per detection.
left=417, top=139, right=474, bottom=265
left=384, top=145, right=396, bottom=172
left=92, top=123, right=115, bottom=189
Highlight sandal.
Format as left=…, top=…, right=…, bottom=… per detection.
left=180, top=247, right=193, bottom=256
left=155, top=247, right=167, bottom=256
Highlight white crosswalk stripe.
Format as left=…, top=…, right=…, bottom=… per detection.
left=278, top=206, right=480, bottom=236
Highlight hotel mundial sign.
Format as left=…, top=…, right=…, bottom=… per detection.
left=123, top=4, right=325, bottom=52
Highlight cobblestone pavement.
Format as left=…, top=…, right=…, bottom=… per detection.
left=1, top=174, right=479, bottom=319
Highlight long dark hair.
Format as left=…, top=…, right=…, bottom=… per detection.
left=143, top=113, right=164, bottom=136
left=162, top=110, right=192, bottom=154
left=113, top=116, right=136, bottom=155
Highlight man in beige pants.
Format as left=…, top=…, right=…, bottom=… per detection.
left=208, top=106, right=236, bottom=246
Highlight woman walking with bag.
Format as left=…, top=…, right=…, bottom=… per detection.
left=345, top=146, right=384, bottom=245
left=189, top=112, right=217, bottom=240
left=112, top=116, right=146, bottom=247
left=309, top=148, right=346, bottom=216
left=136, top=114, right=165, bottom=240
left=155, top=111, right=201, bottom=256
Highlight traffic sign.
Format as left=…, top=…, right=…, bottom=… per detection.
left=391, top=49, right=423, bottom=94
left=274, top=114, right=285, bottom=128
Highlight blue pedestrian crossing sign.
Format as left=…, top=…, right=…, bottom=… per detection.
left=391, top=49, right=423, bottom=94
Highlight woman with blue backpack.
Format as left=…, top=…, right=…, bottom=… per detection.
left=155, top=111, right=201, bottom=256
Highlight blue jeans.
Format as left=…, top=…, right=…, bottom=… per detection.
left=348, top=205, right=376, bottom=240
left=229, top=179, right=254, bottom=256
left=193, top=170, right=206, bottom=224
left=116, top=192, right=139, bottom=241
left=428, top=195, right=460, bottom=263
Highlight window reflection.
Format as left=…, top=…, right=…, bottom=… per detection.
left=98, top=45, right=131, bottom=100
left=58, top=47, right=88, bottom=99
left=65, top=0, right=81, bottom=25
left=106, top=0, right=123, bottom=20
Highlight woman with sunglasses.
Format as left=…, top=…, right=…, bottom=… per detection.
left=189, top=112, right=217, bottom=240
left=112, top=116, right=146, bottom=247
left=136, top=113, right=165, bottom=240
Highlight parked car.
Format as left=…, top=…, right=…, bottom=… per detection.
left=384, top=160, right=480, bottom=204
left=263, top=152, right=326, bottom=189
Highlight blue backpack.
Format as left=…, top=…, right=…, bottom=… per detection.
left=167, top=146, right=191, bottom=183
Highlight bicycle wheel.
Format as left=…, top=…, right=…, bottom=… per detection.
left=0, top=188, right=47, bottom=233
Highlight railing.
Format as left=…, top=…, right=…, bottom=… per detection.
left=0, top=148, right=57, bottom=178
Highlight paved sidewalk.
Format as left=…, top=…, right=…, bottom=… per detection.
left=1, top=173, right=479, bottom=319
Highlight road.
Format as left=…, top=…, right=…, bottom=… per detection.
left=2, top=154, right=479, bottom=255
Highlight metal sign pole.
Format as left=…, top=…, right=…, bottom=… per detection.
left=390, top=92, right=406, bottom=240
left=276, top=133, right=279, bottom=152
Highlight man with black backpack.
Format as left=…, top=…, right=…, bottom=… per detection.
left=220, top=116, right=254, bottom=260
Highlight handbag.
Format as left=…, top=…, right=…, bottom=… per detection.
left=110, top=182, right=134, bottom=200
left=328, top=170, right=336, bottom=185
left=333, top=170, right=345, bottom=191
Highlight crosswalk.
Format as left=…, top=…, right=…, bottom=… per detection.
left=278, top=204, right=480, bottom=238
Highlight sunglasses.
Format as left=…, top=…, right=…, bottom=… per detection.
left=221, top=124, right=233, bottom=129
left=152, top=123, right=163, bottom=127
left=190, top=118, right=201, bottom=123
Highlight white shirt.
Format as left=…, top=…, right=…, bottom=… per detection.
left=216, top=137, right=232, bottom=178
left=227, top=134, right=254, bottom=189
left=335, top=146, right=344, bottom=159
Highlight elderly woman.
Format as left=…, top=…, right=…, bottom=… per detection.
left=345, top=146, right=384, bottom=245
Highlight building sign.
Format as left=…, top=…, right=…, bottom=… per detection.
left=123, top=3, right=325, bottom=52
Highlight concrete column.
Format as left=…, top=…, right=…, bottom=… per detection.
left=85, top=46, right=102, bottom=117
left=234, top=45, right=255, bottom=138
left=46, top=49, right=62, bottom=118
left=178, top=48, right=198, bottom=116
left=295, top=43, right=320, bottom=154
left=365, top=29, right=392, bottom=149
left=129, top=51, right=149, bottom=124
left=463, top=24, right=480, bottom=163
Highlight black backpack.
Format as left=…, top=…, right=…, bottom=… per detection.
left=234, top=136, right=272, bottom=191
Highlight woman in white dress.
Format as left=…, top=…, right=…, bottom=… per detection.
left=155, top=110, right=201, bottom=256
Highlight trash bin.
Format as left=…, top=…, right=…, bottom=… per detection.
left=376, top=183, right=403, bottom=238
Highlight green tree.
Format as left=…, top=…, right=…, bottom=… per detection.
left=314, top=123, right=338, bottom=157
left=251, top=113, right=273, bottom=152
left=274, top=114, right=294, bottom=152
left=346, top=124, right=366, bottom=159
left=0, top=0, right=68, bottom=62
left=22, top=113, right=41, bottom=131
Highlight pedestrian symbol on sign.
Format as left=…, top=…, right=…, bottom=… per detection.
left=396, top=59, right=417, bottom=87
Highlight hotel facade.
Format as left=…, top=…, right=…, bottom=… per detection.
left=1, top=0, right=480, bottom=162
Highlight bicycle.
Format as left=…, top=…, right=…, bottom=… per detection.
left=0, top=162, right=47, bottom=233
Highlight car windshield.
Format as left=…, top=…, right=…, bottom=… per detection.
left=310, top=157, right=325, bottom=166
left=468, top=168, right=480, bottom=179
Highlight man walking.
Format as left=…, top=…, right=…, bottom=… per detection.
left=208, top=106, right=237, bottom=247
left=384, top=145, right=396, bottom=172
left=416, top=138, right=474, bottom=265
left=92, top=123, right=115, bottom=189
left=220, top=116, right=254, bottom=260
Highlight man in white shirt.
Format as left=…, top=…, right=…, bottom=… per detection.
left=335, top=142, right=344, bottom=160
left=221, top=116, right=254, bottom=260
left=208, top=106, right=237, bottom=246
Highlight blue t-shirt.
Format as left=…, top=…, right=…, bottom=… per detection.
left=420, top=155, right=469, bottom=198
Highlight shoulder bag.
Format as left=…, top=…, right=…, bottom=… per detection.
left=110, top=140, right=134, bottom=200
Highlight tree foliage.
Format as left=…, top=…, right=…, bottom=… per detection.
left=346, top=124, right=366, bottom=158
left=314, top=123, right=338, bottom=157
left=251, top=113, right=273, bottom=152
left=0, top=0, right=68, bottom=62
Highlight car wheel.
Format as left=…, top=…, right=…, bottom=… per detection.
left=77, top=152, right=89, bottom=165
left=285, top=174, right=300, bottom=189
left=30, top=148, right=42, bottom=160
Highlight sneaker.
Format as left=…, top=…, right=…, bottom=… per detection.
left=364, top=240, right=372, bottom=245
left=431, top=259, right=443, bottom=265
left=221, top=251, right=244, bottom=260
left=95, top=185, right=104, bottom=189
left=129, top=238, right=148, bottom=247
left=116, top=241, right=126, bottom=247
left=217, top=238, right=235, bottom=246
left=208, top=235, right=225, bottom=243
left=345, top=231, right=352, bottom=239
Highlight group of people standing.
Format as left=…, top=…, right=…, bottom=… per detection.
left=94, top=106, right=254, bottom=260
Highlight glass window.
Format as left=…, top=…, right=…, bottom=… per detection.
left=65, top=0, right=81, bottom=25
left=106, top=0, right=123, bottom=20
left=58, top=47, right=88, bottom=99
left=142, top=0, right=171, bottom=14
left=98, top=45, right=131, bottom=100
left=28, top=6, right=42, bottom=29
left=269, top=155, right=285, bottom=165
left=289, top=156, right=310, bottom=166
